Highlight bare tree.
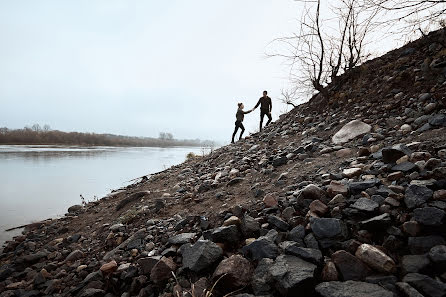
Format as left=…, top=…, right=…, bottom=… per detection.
left=269, top=0, right=378, bottom=104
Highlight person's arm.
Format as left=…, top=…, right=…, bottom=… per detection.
left=269, top=97, right=272, bottom=113
left=243, top=110, right=251, bottom=114
left=253, top=98, right=261, bottom=110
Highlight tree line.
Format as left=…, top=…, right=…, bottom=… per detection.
left=0, top=124, right=214, bottom=147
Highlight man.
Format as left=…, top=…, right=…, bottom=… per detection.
left=252, top=90, right=272, bottom=131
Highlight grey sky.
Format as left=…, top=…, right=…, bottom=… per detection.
left=0, top=1, right=303, bottom=142
left=0, top=1, right=413, bottom=143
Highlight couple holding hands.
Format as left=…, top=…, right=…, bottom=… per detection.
left=231, top=90, right=272, bottom=143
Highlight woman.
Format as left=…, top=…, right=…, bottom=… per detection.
left=232, top=102, right=252, bottom=143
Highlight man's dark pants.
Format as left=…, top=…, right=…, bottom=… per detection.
left=260, top=109, right=272, bottom=131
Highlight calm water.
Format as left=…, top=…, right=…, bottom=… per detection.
left=0, top=145, right=205, bottom=247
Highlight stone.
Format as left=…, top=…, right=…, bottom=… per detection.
left=327, top=181, right=348, bottom=197
left=332, top=250, right=370, bottom=281
left=268, top=215, right=290, bottom=231
left=321, top=261, right=339, bottom=281
left=242, top=237, right=279, bottom=261
left=429, top=113, right=446, bottom=126
left=408, top=236, right=446, bottom=254
left=343, top=168, right=362, bottom=178
left=309, top=200, right=328, bottom=216
left=241, top=215, right=260, bottom=238
left=392, top=161, right=416, bottom=172
left=360, top=213, right=391, bottom=230
left=138, top=257, right=161, bottom=275
left=227, top=177, right=244, bottom=186
left=403, top=273, right=446, bottom=297
left=332, top=120, right=372, bottom=144
left=301, top=184, right=325, bottom=200
left=210, top=225, right=239, bottom=244
left=413, top=207, right=445, bottom=226
left=223, top=216, right=241, bottom=226
left=79, top=289, right=106, bottom=297
left=269, top=255, right=317, bottom=295
left=150, top=257, right=176, bottom=284
left=434, top=190, right=446, bottom=200
left=288, top=225, right=305, bottom=241
left=316, top=281, right=393, bottom=297
left=100, top=260, right=117, bottom=274
left=336, top=148, right=354, bottom=158
left=349, top=180, right=378, bottom=194
left=181, top=240, right=223, bottom=272
left=403, top=221, right=421, bottom=236
left=396, top=282, right=424, bottom=297
left=68, top=204, right=83, bottom=213
left=310, top=218, right=346, bottom=239
left=168, top=233, right=196, bottom=245
left=382, top=145, right=411, bottom=164
left=428, top=245, right=446, bottom=267
left=405, top=185, right=433, bottom=209
left=401, top=254, right=431, bottom=274
left=355, top=244, right=396, bottom=273
left=212, top=255, right=253, bottom=290
left=263, top=193, right=278, bottom=207
left=252, top=258, right=274, bottom=295
left=284, top=244, right=323, bottom=264
left=351, top=198, right=379, bottom=212
left=65, top=249, right=84, bottom=262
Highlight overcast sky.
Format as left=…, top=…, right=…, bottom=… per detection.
left=0, top=1, right=409, bottom=143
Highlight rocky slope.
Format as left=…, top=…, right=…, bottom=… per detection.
left=1, top=29, right=446, bottom=297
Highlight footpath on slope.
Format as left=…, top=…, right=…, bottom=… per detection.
left=1, top=28, right=446, bottom=297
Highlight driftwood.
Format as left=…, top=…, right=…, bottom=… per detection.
left=115, top=191, right=149, bottom=211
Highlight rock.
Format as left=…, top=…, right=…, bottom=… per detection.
left=382, top=145, right=411, bottom=164
left=360, top=213, right=391, bottom=230
left=223, top=216, right=241, bottom=226
left=288, top=225, right=305, bottom=242
left=227, top=177, right=244, bottom=186
left=252, top=258, right=274, bottom=295
left=413, top=207, right=445, bottom=226
left=349, top=179, right=378, bottom=194
left=301, top=184, right=325, bottom=200
left=332, top=120, right=372, bottom=144
left=65, top=249, right=84, bottom=262
left=428, top=245, right=446, bottom=267
left=242, top=237, right=279, bottom=261
left=434, top=190, right=446, bottom=200
left=310, top=218, right=346, bottom=239
left=403, top=221, right=421, bottom=236
left=429, top=114, right=446, bottom=127
left=269, top=255, right=317, bottom=295
left=343, top=168, right=362, bottom=178
left=355, top=244, right=396, bottom=273
left=182, top=240, right=223, bottom=272
left=321, top=261, right=339, bottom=281
left=392, top=161, right=417, bottom=172
left=327, top=181, right=349, bottom=197
left=401, top=124, right=412, bottom=133
left=68, top=204, right=83, bottom=213
left=138, top=257, right=161, bottom=275
left=332, top=250, right=370, bottom=281
left=408, top=236, right=446, bottom=254
left=79, top=288, right=106, bottom=297
left=284, top=244, right=323, bottom=264
left=351, top=198, right=379, bottom=212
left=241, top=215, right=260, bottom=238
left=273, top=156, right=288, bottom=167
left=309, top=200, right=328, bottom=216
left=263, top=193, right=278, bottom=207
left=100, top=260, right=117, bottom=274
left=403, top=273, right=446, bottom=297
left=336, top=148, right=354, bottom=158
left=268, top=215, right=290, bottom=231
left=168, top=233, right=196, bottom=245
left=405, top=185, right=433, bottom=209
left=396, top=282, right=424, bottom=297
left=401, top=254, right=431, bottom=274
left=150, top=257, right=176, bottom=284
left=116, top=191, right=148, bottom=211
left=212, top=255, right=253, bottom=290
left=210, top=225, right=239, bottom=244
left=316, top=281, right=393, bottom=297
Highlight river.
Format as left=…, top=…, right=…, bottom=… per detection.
left=0, top=145, right=205, bottom=247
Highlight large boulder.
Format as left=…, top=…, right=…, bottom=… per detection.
left=242, top=237, right=279, bottom=261
left=332, top=120, right=372, bottom=144
left=355, top=244, right=396, bottom=273
left=405, top=185, right=433, bottom=209
left=316, top=281, right=394, bottom=297
left=181, top=240, right=223, bottom=272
